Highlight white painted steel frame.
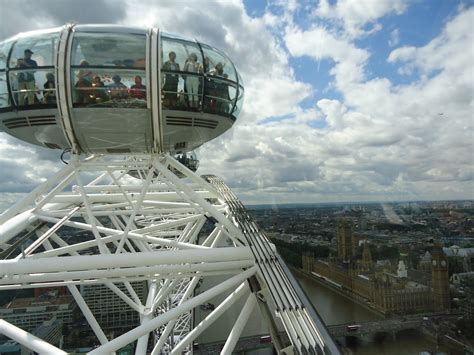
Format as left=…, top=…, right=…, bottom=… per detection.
left=0, top=319, right=68, bottom=355
left=0, top=153, right=340, bottom=354
left=0, top=154, right=260, bottom=354
left=56, top=24, right=78, bottom=153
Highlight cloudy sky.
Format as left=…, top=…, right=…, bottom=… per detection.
left=0, top=0, right=473, bottom=209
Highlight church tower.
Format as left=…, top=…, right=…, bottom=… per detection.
left=360, top=241, right=373, bottom=271
left=397, top=260, right=408, bottom=278
left=431, top=243, right=450, bottom=312
left=337, top=219, right=354, bottom=262
left=302, top=252, right=313, bottom=273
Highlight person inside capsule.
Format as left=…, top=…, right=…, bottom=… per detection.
left=75, top=60, right=93, bottom=104
left=108, top=75, right=128, bottom=99
left=17, top=49, right=37, bottom=105
left=212, top=63, right=230, bottom=113
left=43, top=72, right=56, bottom=104
left=162, top=51, right=180, bottom=108
left=129, top=75, right=146, bottom=100
left=183, top=53, right=202, bottom=109
left=91, top=76, right=108, bottom=103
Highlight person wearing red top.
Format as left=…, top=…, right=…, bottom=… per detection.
left=129, top=75, right=146, bottom=100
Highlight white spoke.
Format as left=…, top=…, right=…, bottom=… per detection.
left=0, top=320, right=68, bottom=355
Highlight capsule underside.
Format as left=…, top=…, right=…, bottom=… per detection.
left=0, top=25, right=244, bottom=154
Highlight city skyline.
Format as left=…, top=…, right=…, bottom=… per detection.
left=0, top=0, right=472, bottom=210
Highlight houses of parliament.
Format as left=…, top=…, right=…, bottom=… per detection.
left=302, top=220, right=451, bottom=315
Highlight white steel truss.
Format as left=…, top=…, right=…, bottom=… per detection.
left=0, top=154, right=339, bottom=354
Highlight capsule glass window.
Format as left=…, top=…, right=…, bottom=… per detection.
left=0, top=40, right=13, bottom=70
left=71, top=68, right=147, bottom=108
left=9, top=69, right=57, bottom=107
left=233, top=85, right=244, bottom=117
left=71, top=33, right=146, bottom=68
left=161, top=34, right=202, bottom=73
left=161, top=35, right=203, bottom=110
left=200, top=44, right=236, bottom=82
left=203, top=77, right=237, bottom=116
left=0, top=72, right=10, bottom=108
left=8, top=32, right=59, bottom=68
left=236, top=67, right=244, bottom=87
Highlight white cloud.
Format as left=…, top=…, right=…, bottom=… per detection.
left=388, top=28, right=400, bottom=47
left=388, top=7, right=474, bottom=77
left=313, top=0, right=408, bottom=38
left=285, top=24, right=370, bottom=92
left=0, top=0, right=126, bottom=40
left=0, top=133, right=62, bottom=193
left=280, top=4, right=473, bottom=203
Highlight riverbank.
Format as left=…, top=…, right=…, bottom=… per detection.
left=290, top=267, right=384, bottom=319
left=292, top=266, right=472, bottom=355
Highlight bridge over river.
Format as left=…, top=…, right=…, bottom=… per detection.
left=328, top=315, right=424, bottom=338
left=327, top=313, right=465, bottom=337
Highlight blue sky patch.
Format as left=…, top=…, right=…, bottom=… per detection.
left=244, top=0, right=268, bottom=18
left=259, top=113, right=295, bottom=124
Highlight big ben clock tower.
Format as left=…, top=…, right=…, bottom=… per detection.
left=431, top=243, right=450, bottom=312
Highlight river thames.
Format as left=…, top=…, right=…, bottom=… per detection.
left=296, top=272, right=450, bottom=355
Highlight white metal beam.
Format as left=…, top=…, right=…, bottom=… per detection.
left=221, top=293, right=257, bottom=355
left=0, top=247, right=253, bottom=275
left=0, top=319, right=68, bottom=355
left=88, top=266, right=257, bottom=354
left=67, top=285, right=108, bottom=345
left=170, top=282, right=249, bottom=354
left=151, top=276, right=201, bottom=354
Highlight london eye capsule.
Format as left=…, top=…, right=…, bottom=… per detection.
left=0, top=25, right=244, bottom=154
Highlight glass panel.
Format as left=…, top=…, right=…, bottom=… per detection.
left=9, top=32, right=59, bottom=68
left=236, top=67, right=244, bottom=86
left=161, top=72, right=203, bottom=110
left=0, top=40, right=12, bottom=70
left=233, top=85, right=244, bottom=117
left=161, top=36, right=202, bottom=72
left=0, top=72, right=10, bottom=108
left=229, top=84, right=237, bottom=112
left=71, top=68, right=147, bottom=108
left=161, top=36, right=203, bottom=110
left=203, top=77, right=237, bottom=115
left=174, top=151, right=199, bottom=172
left=71, top=33, right=146, bottom=68
left=9, top=69, right=56, bottom=106
left=200, top=44, right=236, bottom=82
left=160, top=31, right=193, bottom=42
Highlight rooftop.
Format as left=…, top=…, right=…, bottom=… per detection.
left=2, top=295, right=73, bottom=309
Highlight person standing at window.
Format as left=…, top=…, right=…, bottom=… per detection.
left=183, top=53, right=201, bottom=109
left=162, top=51, right=180, bottom=107
left=211, top=63, right=230, bottom=113
left=43, top=73, right=56, bottom=104
left=75, top=61, right=93, bottom=104
left=18, top=49, right=37, bottom=105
